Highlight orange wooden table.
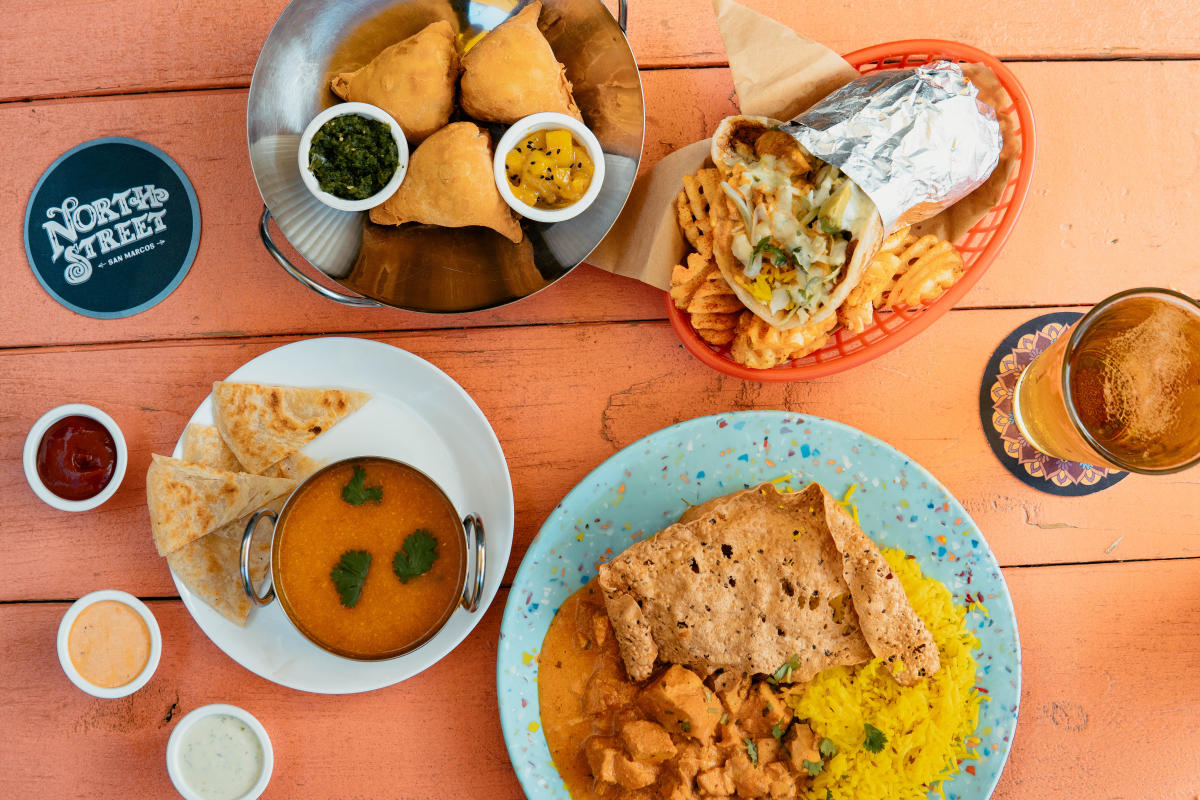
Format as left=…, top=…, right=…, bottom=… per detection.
left=4, top=1, right=1200, bottom=798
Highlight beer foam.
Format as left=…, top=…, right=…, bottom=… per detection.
left=1101, top=304, right=1192, bottom=442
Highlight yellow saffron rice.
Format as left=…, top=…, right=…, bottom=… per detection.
left=783, top=548, right=982, bottom=799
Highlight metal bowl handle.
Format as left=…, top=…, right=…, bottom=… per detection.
left=618, top=0, right=627, bottom=32
left=461, top=514, right=486, bottom=613
left=258, top=207, right=382, bottom=308
left=241, top=508, right=279, bottom=607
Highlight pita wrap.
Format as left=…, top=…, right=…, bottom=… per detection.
left=211, top=382, right=369, bottom=475
left=167, top=427, right=319, bottom=626
left=369, top=122, right=524, bottom=243
left=709, top=116, right=884, bottom=330
left=330, top=20, right=460, bottom=144
left=459, top=2, right=582, bottom=124
left=598, top=482, right=938, bottom=687
left=145, top=454, right=297, bottom=556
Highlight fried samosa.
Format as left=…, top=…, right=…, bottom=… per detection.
left=459, top=2, right=582, bottom=124
left=370, top=122, right=524, bottom=243
left=330, top=20, right=460, bottom=144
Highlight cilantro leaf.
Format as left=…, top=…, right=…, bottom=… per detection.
left=802, top=758, right=824, bottom=777
left=744, top=738, right=758, bottom=765
left=751, top=236, right=793, bottom=268
left=768, top=653, right=802, bottom=685
left=826, top=790, right=833, bottom=800
left=819, top=737, right=838, bottom=759
left=863, top=723, right=888, bottom=753
left=392, top=530, right=439, bottom=583
left=341, top=465, right=383, bottom=506
left=330, top=550, right=372, bottom=608
left=771, top=721, right=787, bottom=741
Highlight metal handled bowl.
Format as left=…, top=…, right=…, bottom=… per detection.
left=247, top=0, right=642, bottom=312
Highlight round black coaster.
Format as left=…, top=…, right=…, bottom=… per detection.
left=980, top=311, right=1128, bottom=495
left=24, top=137, right=200, bottom=319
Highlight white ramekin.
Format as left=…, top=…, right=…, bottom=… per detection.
left=24, top=403, right=128, bottom=512
left=166, top=704, right=274, bottom=800
left=298, top=102, right=409, bottom=212
left=57, top=590, right=162, bottom=699
left=493, top=112, right=606, bottom=223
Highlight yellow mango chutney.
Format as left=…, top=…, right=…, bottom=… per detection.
left=504, top=128, right=594, bottom=209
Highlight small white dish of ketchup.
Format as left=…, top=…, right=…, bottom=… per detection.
left=23, top=403, right=127, bottom=512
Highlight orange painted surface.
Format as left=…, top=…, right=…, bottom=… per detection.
left=4, top=0, right=1200, bottom=101
left=3, top=2, right=1199, bottom=799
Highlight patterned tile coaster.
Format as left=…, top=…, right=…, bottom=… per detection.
left=979, top=312, right=1127, bottom=496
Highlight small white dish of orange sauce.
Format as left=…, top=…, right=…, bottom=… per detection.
left=56, top=589, right=162, bottom=698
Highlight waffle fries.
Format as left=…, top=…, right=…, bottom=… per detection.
left=669, top=171, right=967, bottom=370
left=885, top=235, right=965, bottom=308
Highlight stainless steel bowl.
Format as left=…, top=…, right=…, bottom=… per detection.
left=247, top=0, right=642, bottom=312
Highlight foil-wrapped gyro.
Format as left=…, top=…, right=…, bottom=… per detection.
left=708, top=61, right=1002, bottom=330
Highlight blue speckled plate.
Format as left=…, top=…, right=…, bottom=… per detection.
left=498, top=411, right=1020, bottom=800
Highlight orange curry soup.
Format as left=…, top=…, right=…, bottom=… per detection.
left=274, top=458, right=466, bottom=659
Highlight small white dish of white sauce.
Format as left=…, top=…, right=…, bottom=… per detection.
left=166, top=704, right=273, bottom=800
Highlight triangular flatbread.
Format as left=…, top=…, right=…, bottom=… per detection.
left=598, top=482, right=939, bottom=686
left=369, top=121, right=523, bottom=243
left=167, top=427, right=320, bottom=626
left=181, top=423, right=244, bottom=472
left=182, top=422, right=322, bottom=479
left=211, top=382, right=370, bottom=474
left=146, top=454, right=297, bottom=556
left=459, top=1, right=581, bottom=124
left=330, top=20, right=460, bottom=144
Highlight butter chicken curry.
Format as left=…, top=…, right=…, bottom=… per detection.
left=540, top=582, right=824, bottom=800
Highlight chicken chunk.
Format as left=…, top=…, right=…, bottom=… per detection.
left=764, top=762, right=797, bottom=799
left=613, top=754, right=660, bottom=790
left=754, top=736, right=780, bottom=764
left=638, top=665, right=721, bottom=743
left=674, top=741, right=724, bottom=784
left=583, top=662, right=637, bottom=716
left=784, top=723, right=822, bottom=775
left=585, top=736, right=620, bottom=784
left=619, top=720, right=677, bottom=763
left=697, top=765, right=735, bottom=797
left=735, top=682, right=792, bottom=738
left=723, top=750, right=767, bottom=798
left=709, top=671, right=751, bottom=717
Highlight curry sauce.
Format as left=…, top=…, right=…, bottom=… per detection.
left=540, top=581, right=825, bottom=800
left=274, top=459, right=465, bottom=659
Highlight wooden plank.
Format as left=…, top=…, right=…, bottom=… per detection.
left=4, top=0, right=1200, bottom=101
left=5, top=61, right=1200, bottom=350
left=3, top=309, right=1198, bottom=602
left=0, top=596, right=524, bottom=798
left=5, top=559, right=1199, bottom=798
left=996, top=559, right=1200, bottom=800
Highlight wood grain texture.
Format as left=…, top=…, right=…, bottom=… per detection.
left=3, top=310, right=1197, bottom=602
left=0, top=597, right=523, bottom=798
left=5, top=61, right=1200, bottom=349
left=4, top=0, right=1200, bottom=101
left=5, top=561, right=1199, bottom=798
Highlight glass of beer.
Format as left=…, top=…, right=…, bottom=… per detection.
left=1011, top=287, right=1200, bottom=474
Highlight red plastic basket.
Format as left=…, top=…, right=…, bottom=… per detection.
left=666, top=39, right=1037, bottom=381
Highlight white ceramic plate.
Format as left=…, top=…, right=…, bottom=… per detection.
left=170, top=337, right=514, bottom=693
